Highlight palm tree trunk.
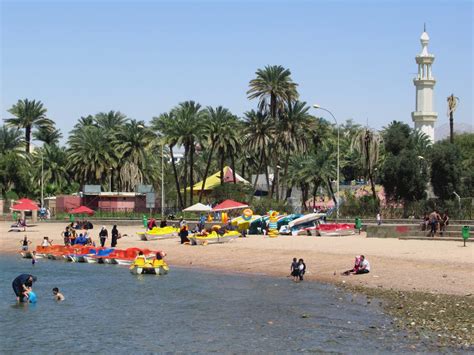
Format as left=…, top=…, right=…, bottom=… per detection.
left=189, top=141, right=194, bottom=206
left=230, top=151, right=237, bottom=184
left=183, top=144, right=188, bottom=207
left=220, top=150, right=225, bottom=185
left=263, top=152, right=271, bottom=195
left=241, top=162, right=245, bottom=180
left=25, top=125, right=31, bottom=153
left=199, top=142, right=215, bottom=202
left=169, top=145, right=184, bottom=209
left=327, top=178, right=337, bottom=206
left=368, top=171, right=378, bottom=203
left=281, top=154, right=290, bottom=200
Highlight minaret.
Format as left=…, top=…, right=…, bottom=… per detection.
left=411, top=25, right=438, bottom=142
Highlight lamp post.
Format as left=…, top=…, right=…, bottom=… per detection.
left=30, top=142, right=44, bottom=208
left=313, top=104, right=339, bottom=220
left=161, top=143, right=165, bottom=217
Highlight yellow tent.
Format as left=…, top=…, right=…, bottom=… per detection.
left=188, top=166, right=249, bottom=193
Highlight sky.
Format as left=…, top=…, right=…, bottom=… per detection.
left=1, top=0, right=472, bottom=141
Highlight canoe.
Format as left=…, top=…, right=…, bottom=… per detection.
left=137, top=226, right=180, bottom=241
left=116, top=259, right=133, bottom=266
left=129, top=265, right=169, bottom=275
left=189, top=231, right=240, bottom=245
left=288, top=213, right=326, bottom=228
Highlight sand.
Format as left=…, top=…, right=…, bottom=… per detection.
left=2, top=221, right=473, bottom=296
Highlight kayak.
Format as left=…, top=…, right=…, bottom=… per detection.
left=189, top=231, right=240, bottom=245
left=137, top=226, right=179, bottom=241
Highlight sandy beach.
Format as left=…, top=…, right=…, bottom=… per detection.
left=2, top=221, right=473, bottom=296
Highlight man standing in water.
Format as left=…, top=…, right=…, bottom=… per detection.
left=12, top=274, right=37, bottom=302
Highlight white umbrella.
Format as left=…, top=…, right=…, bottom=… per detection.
left=183, top=202, right=212, bottom=212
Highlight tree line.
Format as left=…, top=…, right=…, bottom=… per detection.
left=1, top=65, right=472, bottom=215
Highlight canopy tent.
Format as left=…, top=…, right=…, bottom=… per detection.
left=183, top=203, right=212, bottom=212
left=11, top=201, right=39, bottom=211
left=212, top=199, right=248, bottom=212
left=70, top=206, right=95, bottom=216
left=189, top=166, right=250, bottom=193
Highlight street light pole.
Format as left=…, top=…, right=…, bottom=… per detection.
left=41, top=153, right=44, bottom=208
left=313, top=104, right=339, bottom=221
left=161, top=143, right=165, bottom=218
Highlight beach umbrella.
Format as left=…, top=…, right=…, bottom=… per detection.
left=212, top=199, right=249, bottom=212
left=11, top=201, right=39, bottom=211
left=70, top=206, right=95, bottom=216
left=17, top=198, right=37, bottom=205
left=183, top=203, right=212, bottom=212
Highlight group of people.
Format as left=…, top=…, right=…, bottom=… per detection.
left=11, top=274, right=64, bottom=303
left=341, top=255, right=370, bottom=275
left=421, top=210, right=449, bottom=237
left=290, top=258, right=306, bottom=282
left=61, top=225, right=121, bottom=247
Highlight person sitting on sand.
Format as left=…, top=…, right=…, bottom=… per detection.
left=160, top=219, right=167, bottom=228
left=41, top=236, right=52, bottom=247
left=20, top=236, right=31, bottom=251
left=62, top=226, right=72, bottom=246
left=52, top=287, right=65, bottom=301
left=179, top=224, right=190, bottom=244
left=355, top=255, right=370, bottom=274
left=291, top=258, right=300, bottom=282
left=342, top=255, right=361, bottom=275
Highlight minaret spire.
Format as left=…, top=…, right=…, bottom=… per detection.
left=411, top=27, right=438, bottom=142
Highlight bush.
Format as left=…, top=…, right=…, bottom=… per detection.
left=250, top=197, right=292, bottom=215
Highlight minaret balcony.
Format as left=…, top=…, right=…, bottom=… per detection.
left=413, top=78, right=436, bottom=86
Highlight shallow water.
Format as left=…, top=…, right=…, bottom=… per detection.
left=0, top=255, right=432, bottom=353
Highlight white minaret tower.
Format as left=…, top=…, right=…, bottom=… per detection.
left=412, top=25, right=438, bottom=142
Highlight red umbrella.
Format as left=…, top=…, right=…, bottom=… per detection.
left=17, top=198, right=37, bottom=204
left=70, top=206, right=95, bottom=216
left=11, top=201, right=39, bottom=211
left=212, top=199, right=249, bottom=212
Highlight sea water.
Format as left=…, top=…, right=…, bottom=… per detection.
left=0, top=255, right=432, bottom=353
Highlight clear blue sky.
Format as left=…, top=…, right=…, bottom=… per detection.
left=1, top=0, right=472, bottom=139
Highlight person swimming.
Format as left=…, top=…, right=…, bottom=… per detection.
left=52, top=287, right=65, bottom=301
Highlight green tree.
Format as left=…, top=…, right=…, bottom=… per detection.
left=33, top=125, right=63, bottom=145
left=453, top=133, right=474, bottom=196
left=430, top=140, right=462, bottom=200
left=0, top=126, right=24, bottom=155
left=5, top=99, right=53, bottom=153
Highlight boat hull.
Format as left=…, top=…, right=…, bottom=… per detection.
left=130, top=266, right=168, bottom=275
left=190, top=234, right=239, bottom=245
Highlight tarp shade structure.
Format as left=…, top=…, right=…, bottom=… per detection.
left=183, top=203, right=212, bottom=212
left=212, top=199, right=249, bottom=212
left=11, top=201, right=39, bottom=211
left=70, top=206, right=95, bottom=216
left=189, top=166, right=250, bottom=193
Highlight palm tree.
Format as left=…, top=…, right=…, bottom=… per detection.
left=67, top=125, right=117, bottom=186
left=277, top=101, right=315, bottom=199
left=151, top=112, right=185, bottom=209
left=0, top=125, right=24, bottom=155
left=351, top=128, right=382, bottom=202
left=32, top=144, right=70, bottom=195
left=33, top=126, right=63, bottom=145
left=5, top=99, right=53, bottom=153
left=247, top=65, right=299, bottom=120
left=113, top=120, right=157, bottom=191
left=170, top=101, right=204, bottom=206
left=243, top=110, right=275, bottom=195
left=94, top=111, right=128, bottom=130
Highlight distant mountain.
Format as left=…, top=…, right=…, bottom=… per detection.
left=435, top=122, right=473, bottom=141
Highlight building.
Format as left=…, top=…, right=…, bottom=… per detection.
left=411, top=25, right=438, bottom=143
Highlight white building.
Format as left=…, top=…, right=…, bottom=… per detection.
left=411, top=26, right=438, bottom=143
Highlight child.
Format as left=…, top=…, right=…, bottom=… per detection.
left=290, top=258, right=300, bottom=282
left=298, top=259, right=306, bottom=281
left=32, top=251, right=37, bottom=266
left=52, top=287, right=65, bottom=301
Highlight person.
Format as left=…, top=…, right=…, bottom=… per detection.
left=41, top=236, right=52, bottom=247
left=428, top=210, right=439, bottom=237
left=12, top=274, right=37, bottom=302
left=342, top=256, right=361, bottom=275
left=52, top=287, right=65, bottom=301
left=298, top=259, right=306, bottom=281
left=111, top=225, right=120, bottom=247
left=132, top=251, right=147, bottom=267
left=31, top=251, right=37, bottom=266
left=62, top=226, right=71, bottom=246
left=151, top=252, right=169, bottom=269
left=99, top=226, right=108, bottom=247
left=20, top=236, right=31, bottom=251
left=46, top=208, right=51, bottom=220
left=440, top=211, right=450, bottom=235
left=355, top=255, right=370, bottom=274
left=147, top=218, right=157, bottom=230
left=160, top=219, right=167, bottom=228
left=376, top=212, right=382, bottom=226
left=421, top=213, right=429, bottom=231
left=179, top=223, right=190, bottom=244
left=290, top=258, right=300, bottom=282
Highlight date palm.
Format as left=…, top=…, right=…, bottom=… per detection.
left=247, top=65, right=299, bottom=120
left=33, top=126, right=63, bottom=146
left=5, top=99, right=53, bottom=153
left=0, top=125, right=24, bottom=155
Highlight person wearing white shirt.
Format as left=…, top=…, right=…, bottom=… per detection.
left=356, top=255, right=370, bottom=274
